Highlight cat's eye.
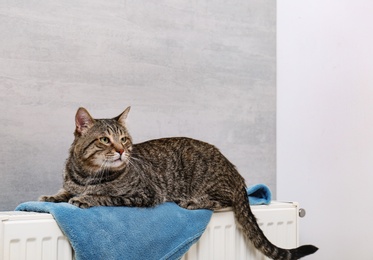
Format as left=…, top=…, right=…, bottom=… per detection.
left=121, top=137, right=127, bottom=143
left=99, top=137, right=110, bottom=144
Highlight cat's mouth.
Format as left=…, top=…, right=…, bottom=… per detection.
left=107, top=153, right=121, bottom=161
left=104, top=154, right=126, bottom=167
left=92, top=153, right=128, bottom=170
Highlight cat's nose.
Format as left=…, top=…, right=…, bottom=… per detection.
left=117, top=149, right=124, bottom=155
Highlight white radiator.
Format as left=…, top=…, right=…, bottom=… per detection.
left=0, top=201, right=299, bottom=260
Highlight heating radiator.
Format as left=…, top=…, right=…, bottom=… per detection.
left=0, top=201, right=299, bottom=260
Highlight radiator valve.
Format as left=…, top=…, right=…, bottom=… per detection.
left=299, top=208, right=306, bottom=218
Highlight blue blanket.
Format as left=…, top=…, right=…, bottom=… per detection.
left=16, top=184, right=271, bottom=260
left=247, top=183, right=272, bottom=205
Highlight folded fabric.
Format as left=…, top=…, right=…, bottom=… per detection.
left=247, top=183, right=272, bottom=205
left=15, top=184, right=271, bottom=260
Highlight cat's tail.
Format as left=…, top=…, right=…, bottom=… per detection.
left=233, top=187, right=318, bottom=260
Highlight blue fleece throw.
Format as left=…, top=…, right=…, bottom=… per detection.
left=247, top=183, right=272, bottom=205
left=15, top=184, right=271, bottom=260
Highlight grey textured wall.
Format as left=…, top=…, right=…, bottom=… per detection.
left=0, top=1, right=276, bottom=210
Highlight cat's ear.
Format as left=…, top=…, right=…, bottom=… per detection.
left=116, top=106, right=131, bottom=126
left=75, top=107, right=95, bottom=135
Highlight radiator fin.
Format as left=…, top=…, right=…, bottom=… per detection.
left=9, top=239, right=21, bottom=260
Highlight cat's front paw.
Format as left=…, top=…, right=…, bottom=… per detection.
left=39, top=195, right=60, bottom=202
left=68, top=196, right=94, bottom=209
left=38, top=189, right=72, bottom=203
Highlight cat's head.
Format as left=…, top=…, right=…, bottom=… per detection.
left=71, top=107, right=133, bottom=173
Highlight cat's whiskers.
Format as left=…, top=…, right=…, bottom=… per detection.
left=100, top=158, right=115, bottom=180
left=98, top=160, right=108, bottom=182
left=128, top=153, right=151, bottom=167
left=128, top=155, right=149, bottom=173
left=80, top=160, right=109, bottom=193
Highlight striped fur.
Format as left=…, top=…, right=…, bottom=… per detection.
left=40, top=107, right=318, bottom=259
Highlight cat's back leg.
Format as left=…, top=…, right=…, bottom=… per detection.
left=176, top=182, right=234, bottom=210
left=177, top=195, right=229, bottom=210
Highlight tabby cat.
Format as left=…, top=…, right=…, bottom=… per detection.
left=40, top=107, right=318, bottom=260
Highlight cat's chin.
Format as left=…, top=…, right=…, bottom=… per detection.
left=93, top=156, right=127, bottom=169
left=108, top=159, right=126, bottom=168
left=90, top=160, right=126, bottom=175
